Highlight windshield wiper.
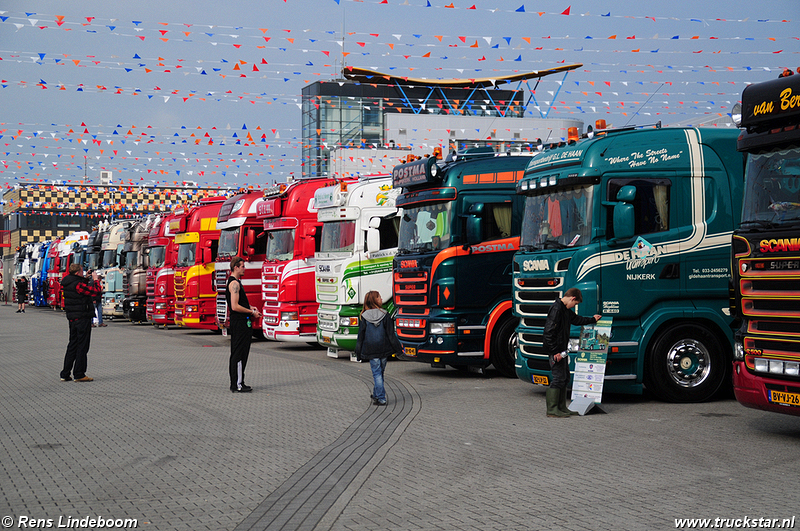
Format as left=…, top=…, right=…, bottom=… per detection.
left=543, top=238, right=568, bottom=249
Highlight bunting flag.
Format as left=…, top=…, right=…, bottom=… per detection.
left=0, top=3, right=793, bottom=185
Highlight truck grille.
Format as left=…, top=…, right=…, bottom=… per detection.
left=395, top=270, right=430, bottom=339
left=394, top=271, right=428, bottom=306
left=215, top=270, right=229, bottom=325
left=262, top=264, right=282, bottom=303
left=174, top=270, right=186, bottom=300
left=146, top=270, right=155, bottom=298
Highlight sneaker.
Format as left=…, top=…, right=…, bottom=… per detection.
left=74, top=376, right=94, bottom=382
left=239, top=384, right=252, bottom=391
left=231, top=387, right=252, bottom=393
left=15, top=310, right=21, bottom=313
left=377, top=400, right=387, bottom=406
left=60, top=376, right=72, bottom=382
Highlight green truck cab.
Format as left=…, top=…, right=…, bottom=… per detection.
left=513, top=126, right=745, bottom=402
left=393, top=148, right=534, bottom=376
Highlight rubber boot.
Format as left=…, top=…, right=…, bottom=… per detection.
left=546, top=388, right=570, bottom=418
left=558, top=388, right=579, bottom=416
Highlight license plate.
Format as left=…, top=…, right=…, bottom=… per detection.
left=769, top=390, right=800, bottom=406
left=532, top=374, right=549, bottom=386
left=404, top=347, right=416, bottom=357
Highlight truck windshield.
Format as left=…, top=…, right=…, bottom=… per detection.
left=265, top=229, right=295, bottom=261
left=176, top=243, right=196, bottom=267
left=520, top=185, right=594, bottom=250
left=321, top=221, right=356, bottom=253
left=86, top=252, right=100, bottom=270
left=124, top=251, right=139, bottom=270
left=149, top=246, right=166, bottom=268
left=741, top=147, right=800, bottom=227
left=218, top=227, right=240, bottom=257
left=101, top=249, right=116, bottom=268
left=398, top=202, right=452, bottom=252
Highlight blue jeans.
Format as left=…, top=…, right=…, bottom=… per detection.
left=94, top=302, right=103, bottom=325
left=369, top=357, right=388, bottom=402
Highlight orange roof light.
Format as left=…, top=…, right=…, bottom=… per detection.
left=567, top=127, right=579, bottom=144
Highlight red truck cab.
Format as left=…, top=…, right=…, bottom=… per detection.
left=174, top=197, right=227, bottom=330
left=215, top=190, right=267, bottom=335
left=258, top=178, right=336, bottom=342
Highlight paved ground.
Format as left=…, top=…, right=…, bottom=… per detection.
left=1, top=303, right=799, bottom=531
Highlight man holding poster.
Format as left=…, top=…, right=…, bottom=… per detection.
left=543, top=288, right=601, bottom=418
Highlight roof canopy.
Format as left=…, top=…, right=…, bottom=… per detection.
left=342, top=64, right=583, bottom=88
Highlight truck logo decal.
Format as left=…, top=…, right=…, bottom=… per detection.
left=760, top=238, right=800, bottom=253
left=470, top=242, right=518, bottom=254
left=608, top=148, right=683, bottom=168
left=523, top=259, right=549, bottom=271
left=576, top=129, right=731, bottom=281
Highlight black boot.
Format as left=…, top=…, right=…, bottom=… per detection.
left=546, top=388, right=569, bottom=418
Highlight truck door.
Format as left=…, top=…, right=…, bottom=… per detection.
left=601, top=176, right=679, bottom=324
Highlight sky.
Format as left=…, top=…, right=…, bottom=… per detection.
left=0, top=0, right=797, bottom=188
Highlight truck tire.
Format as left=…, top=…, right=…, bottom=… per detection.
left=644, top=323, right=728, bottom=403
left=490, top=316, right=519, bottom=378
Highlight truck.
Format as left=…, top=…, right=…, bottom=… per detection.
left=215, top=190, right=267, bottom=335
left=512, top=124, right=745, bottom=402
left=100, top=220, right=131, bottom=319
left=173, top=197, right=226, bottom=331
left=258, top=178, right=338, bottom=343
left=30, top=241, right=51, bottom=306
left=392, top=148, right=533, bottom=376
left=730, top=72, right=800, bottom=415
left=45, top=238, right=62, bottom=308
left=122, top=216, right=155, bottom=322
left=315, top=175, right=400, bottom=356
left=146, top=212, right=179, bottom=327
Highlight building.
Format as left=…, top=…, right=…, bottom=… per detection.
left=1, top=182, right=232, bottom=299
left=301, top=66, right=585, bottom=178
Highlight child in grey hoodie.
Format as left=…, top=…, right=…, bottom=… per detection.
left=355, top=290, right=403, bottom=405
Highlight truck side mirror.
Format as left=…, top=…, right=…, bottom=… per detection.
left=301, top=235, right=315, bottom=257
left=367, top=228, right=380, bottom=252
left=202, top=247, right=212, bottom=263
left=613, top=185, right=636, bottom=240
left=244, top=228, right=256, bottom=248
left=465, top=216, right=482, bottom=244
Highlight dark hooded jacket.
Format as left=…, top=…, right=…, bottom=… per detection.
left=543, top=297, right=597, bottom=357
left=355, top=308, right=403, bottom=360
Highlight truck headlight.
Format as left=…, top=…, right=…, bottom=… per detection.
left=280, top=311, right=298, bottom=321
left=340, top=316, right=359, bottom=327
left=430, top=322, right=456, bottom=335
left=734, top=340, right=744, bottom=361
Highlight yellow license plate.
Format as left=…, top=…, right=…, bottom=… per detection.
left=404, top=347, right=416, bottom=357
left=770, top=390, right=800, bottom=406
left=532, top=374, right=549, bottom=386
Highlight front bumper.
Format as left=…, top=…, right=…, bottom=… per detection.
left=733, top=361, right=800, bottom=416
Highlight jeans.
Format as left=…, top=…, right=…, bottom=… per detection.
left=369, top=357, right=388, bottom=402
left=94, top=301, right=103, bottom=325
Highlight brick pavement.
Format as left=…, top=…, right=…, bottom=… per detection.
left=1, top=304, right=800, bottom=531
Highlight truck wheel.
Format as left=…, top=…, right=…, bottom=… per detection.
left=490, top=316, right=519, bottom=378
left=644, top=323, right=728, bottom=403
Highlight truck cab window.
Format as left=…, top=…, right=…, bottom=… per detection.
left=607, top=179, right=671, bottom=237
left=379, top=216, right=400, bottom=250
left=484, top=203, right=512, bottom=241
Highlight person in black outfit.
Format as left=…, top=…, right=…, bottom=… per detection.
left=15, top=275, right=29, bottom=313
left=354, top=290, right=403, bottom=406
left=226, top=256, right=261, bottom=393
left=60, top=264, right=102, bottom=382
left=543, top=287, right=601, bottom=418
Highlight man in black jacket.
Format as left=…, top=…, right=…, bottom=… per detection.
left=543, top=287, right=601, bottom=418
left=60, top=264, right=102, bottom=382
